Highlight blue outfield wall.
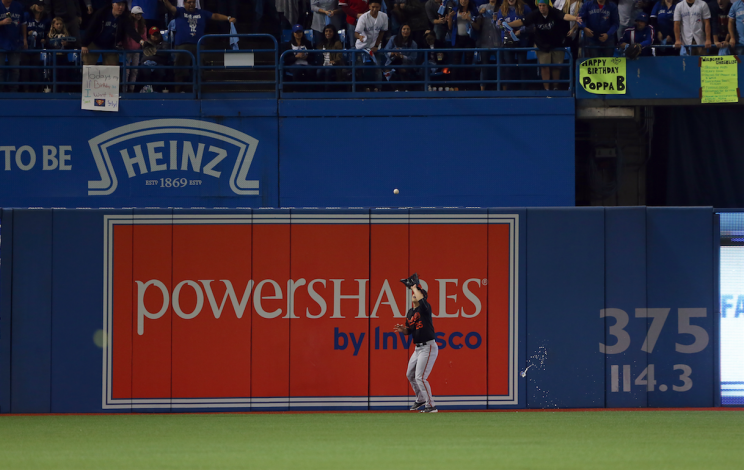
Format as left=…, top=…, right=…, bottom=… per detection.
left=0, top=98, right=575, bottom=209
left=0, top=207, right=718, bottom=412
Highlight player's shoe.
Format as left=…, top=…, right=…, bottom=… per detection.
left=409, top=401, right=425, bottom=411
left=420, top=406, right=438, bottom=413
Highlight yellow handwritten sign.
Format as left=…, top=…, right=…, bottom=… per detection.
left=701, top=56, right=738, bottom=104
left=580, top=57, right=626, bottom=94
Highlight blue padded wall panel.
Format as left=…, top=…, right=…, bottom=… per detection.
left=712, top=213, right=721, bottom=408
left=51, top=210, right=128, bottom=412
left=646, top=208, right=715, bottom=407
left=279, top=114, right=574, bottom=208
left=526, top=208, right=605, bottom=408
left=0, top=209, right=12, bottom=413
left=604, top=208, right=648, bottom=407
left=11, top=210, right=53, bottom=413
left=487, top=209, right=527, bottom=409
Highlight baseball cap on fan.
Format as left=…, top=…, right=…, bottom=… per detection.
left=131, top=6, right=144, bottom=14
left=292, top=24, right=304, bottom=33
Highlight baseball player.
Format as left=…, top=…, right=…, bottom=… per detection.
left=394, top=273, right=439, bottom=413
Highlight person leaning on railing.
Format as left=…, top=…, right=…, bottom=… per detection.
left=578, top=0, right=619, bottom=57
left=354, top=0, right=388, bottom=90
left=707, top=0, right=731, bottom=55
left=159, top=0, right=236, bottom=92
left=650, top=0, right=677, bottom=55
left=81, top=1, right=144, bottom=66
left=504, top=0, right=582, bottom=91
left=617, top=12, right=655, bottom=57
left=729, top=0, right=744, bottom=54
left=673, top=0, right=711, bottom=55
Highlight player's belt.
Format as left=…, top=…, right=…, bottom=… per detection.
left=415, top=340, right=433, bottom=347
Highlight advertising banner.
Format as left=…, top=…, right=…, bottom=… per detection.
left=0, top=118, right=278, bottom=208
left=101, top=211, right=521, bottom=411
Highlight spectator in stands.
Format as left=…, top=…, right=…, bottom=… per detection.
left=82, top=1, right=143, bottom=66
left=552, top=0, right=571, bottom=45
left=123, top=5, right=147, bottom=91
left=355, top=0, right=388, bottom=89
left=282, top=24, right=315, bottom=90
left=447, top=0, right=479, bottom=88
left=728, top=0, right=744, bottom=53
left=650, top=0, right=677, bottom=54
left=673, top=0, right=711, bottom=54
left=342, top=0, right=369, bottom=48
left=25, top=1, right=49, bottom=49
left=564, top=0, right=583, bottom=61
left=311, top=0, right=343, bottom=46
left=425, top=0, right=451, bottom=42
left=316, top=23, right=344, bottom=90
left=0, top=0, right=27, bottom=92
left=617, top=11, right=654, bottom=55
left=504, top=0, right=582, bottom=90
left=132, top=0, right=161, bottom=29
left=476, top=0, right=500, bottom=90
left=708, top=0, right=731, bottom=53
left=48, top=16, right=73, bottom=90
left=138, top=26, right=171, bottom=91
left=43, top=0, right=82, bottom=47
left=276, top=0, right=300, bottom=31
left=423, top=28, right=449, bottom=84
left=617, top=0, right=642, bottom=39
left=23, top=0, right=50, bottom=92
left=497, top=0, right=530, bottom=91
left=383, top=23, right=418, bottom=90
left=579, top=0, right=619, bottom=57
left=399, top=0, right=429, bottom=46
left=160, top=0, right=237, bottom=92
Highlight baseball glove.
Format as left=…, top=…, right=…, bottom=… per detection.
left=400, top=273, right=419, bottom=288
left=625, top=43, right=642, bottom=60
left=142, top=41, right=158, bottom=57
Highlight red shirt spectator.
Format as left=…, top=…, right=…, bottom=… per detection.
left=341, top=0, right=369, bottom=26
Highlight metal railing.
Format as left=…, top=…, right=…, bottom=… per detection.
left=278, top=47, right=574, bottom=96
left=0, top=37, right=579, bottom=98
left=196, top=34, right=278, bottom=99
left=0, top=48, right=197, bottom=97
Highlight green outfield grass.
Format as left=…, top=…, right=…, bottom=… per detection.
left=0, top=411, right=742, bottom=470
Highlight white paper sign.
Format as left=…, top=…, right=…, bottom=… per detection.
left=81, top=65, right=120, bottom=112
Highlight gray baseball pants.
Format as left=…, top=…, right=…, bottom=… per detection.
left=406, top=339, right=438, bottom=407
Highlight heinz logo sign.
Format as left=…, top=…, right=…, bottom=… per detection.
left=87, top=119, right=259, bottom=196
left=102, top=213, right=520, bottom=410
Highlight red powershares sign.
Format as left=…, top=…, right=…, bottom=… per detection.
left=101, top=212, right=519, bottom=410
